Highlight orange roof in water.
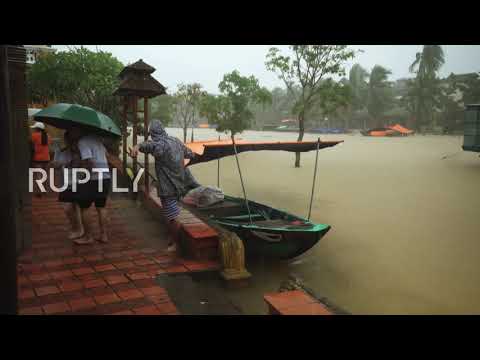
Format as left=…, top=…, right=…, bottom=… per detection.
left=388, top=124, right=414, bottom=134
left=198, top=123, right=209, bottom=128
left=370, top=130, right=390, bottom=137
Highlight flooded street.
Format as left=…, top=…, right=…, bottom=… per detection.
left=127, top=128, right=480, bottom=314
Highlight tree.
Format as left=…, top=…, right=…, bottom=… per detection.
left=308, top=79, right=353, bottom=129
left=408, top=45, right=445, bottom=130
left=200, top=70, right=271, bottom=138
left=27, top=46, right=124, bottom=128
left=266, top=45, right=355, bottom=167
left=437, top=82, right=463, bottom=132
left=150, top=94, right=175, bottom=126
left=172, top=83, right=206, bottom=143
left=349, top=64, right=369, bottom=111
left=367, top=65, right=394, bottom=128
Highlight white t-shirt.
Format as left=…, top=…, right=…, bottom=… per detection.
left=77, top=135, right=111, bottom=180
left=53, top=149, right=74, bottom=188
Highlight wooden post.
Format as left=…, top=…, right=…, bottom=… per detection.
left=122, top=97, right=128, bottom=172
left=132, top=96, right=138, bottom=174
left=144, top=97, right=149, bottom=193
left=0, top=45, right=18, bottom=314
left=217, top=135, right=220, bottom=188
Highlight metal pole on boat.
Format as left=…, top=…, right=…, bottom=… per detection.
left=307, top=138, right=321, bottom=221
left=231, top=135, right=253, bottom=225
left=217, top=135, right=220, bottom=188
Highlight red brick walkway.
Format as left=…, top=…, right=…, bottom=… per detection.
left=17, top=194, right=220, bottom=315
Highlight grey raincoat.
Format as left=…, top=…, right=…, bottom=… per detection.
left=138, top=120, right=199, bottom=198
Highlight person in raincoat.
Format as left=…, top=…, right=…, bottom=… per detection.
left=130, top=119, right=200, bottom=252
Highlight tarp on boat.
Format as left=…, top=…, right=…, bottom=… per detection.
left=185, top=139, right=343, bottom=166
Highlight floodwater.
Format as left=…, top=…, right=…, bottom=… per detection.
left=126, top=128, right=480, bottom=314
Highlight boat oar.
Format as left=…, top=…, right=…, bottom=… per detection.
left=231, top=135, right=253, bottom=225
left=307, top=138, right=321, bottom=221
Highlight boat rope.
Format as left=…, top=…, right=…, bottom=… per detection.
left=231, top=135, right=253, bottom=225
left=307, top=138, right=321, bottom=221
left=127, top=150, right=158, bottom=183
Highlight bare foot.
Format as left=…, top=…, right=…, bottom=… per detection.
left=166, top=242, right=177, bottom=253
left=68, top=230, right=85, bottom=240
left=73, top=236, right=95, bottom=245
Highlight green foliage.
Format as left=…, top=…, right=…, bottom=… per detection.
left=200, top=70, right=271, bottom=137
left=172, top=83, right=207, bottom=142
left=27, top=46, right=124, bottom=128
left=265, top=45, right=355, bottom=166
left=348, top=64, right=369, bottom=111
left=317, top=79, right=352, bottom=117
left=150, top=94, right=175, bottom=126
left=367, top=65, right=394, bottom=126
left=409, top=45, right=445, bottom=80
left=406, top=45, right=445, bottom=130
left=266, top=46, right=355, bottom=114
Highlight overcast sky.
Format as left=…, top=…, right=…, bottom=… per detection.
left=54, top=45, right=480, bottom=94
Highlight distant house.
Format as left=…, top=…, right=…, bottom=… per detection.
left=443, top=72, right=480, bottom=104
left=23, top=45, right=56, bottom=65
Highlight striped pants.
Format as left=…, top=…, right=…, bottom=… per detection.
left=159, top=196, right=181, bottom=221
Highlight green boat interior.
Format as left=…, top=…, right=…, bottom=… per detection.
left=197, top=196, right=313, bottom=229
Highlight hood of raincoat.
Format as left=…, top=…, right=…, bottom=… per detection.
left=149, top=119, right=167, bottom=141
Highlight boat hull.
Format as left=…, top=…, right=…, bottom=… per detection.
left=216, top=222, right=330, bottom=260
left=195, top=195, right=331, bottom=260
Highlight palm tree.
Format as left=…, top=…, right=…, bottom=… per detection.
left=409, top=45, right=445, bottom=80
left=349, top=64, right=369, bottom=110
left=408, top=45, right=445, bottom=131
left=367, top=65, right=393, bottom=128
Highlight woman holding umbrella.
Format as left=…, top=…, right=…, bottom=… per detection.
left=50, top=131, right=85, bottom=240
left=34, top=103, right=121, bottom=245
left=69, top=127, right=111, bottom=245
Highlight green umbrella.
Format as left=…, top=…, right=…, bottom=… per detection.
left=33, top=103, right=121, bottom=137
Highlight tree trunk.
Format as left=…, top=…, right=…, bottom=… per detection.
left=295, top=111, right=305, bottom=168
left=183, top=125, right=187, bottom=143
left=190, top=127, right=194, bottom=142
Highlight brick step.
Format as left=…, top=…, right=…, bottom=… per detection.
left=263, top=290, right=334, bottom=315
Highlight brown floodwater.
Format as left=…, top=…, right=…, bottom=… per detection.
left=128, top=128, right=480, bottom=314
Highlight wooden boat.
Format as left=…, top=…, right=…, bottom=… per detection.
left=194, top=195, right=330, bottom=260
left=185, top=138, right=342, bottom=259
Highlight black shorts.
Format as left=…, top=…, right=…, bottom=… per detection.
left=58, top=188, right=75, bottom=203
left=75, top=179, right=111, bottom=209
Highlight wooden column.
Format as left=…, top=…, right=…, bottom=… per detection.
left=0, top=45, right=18, bottom=314
left=132, top=96, right=138, bottom=174
left=144, top=97, right=149, bottom=193
left=122, top=97, right=128, bottom=172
